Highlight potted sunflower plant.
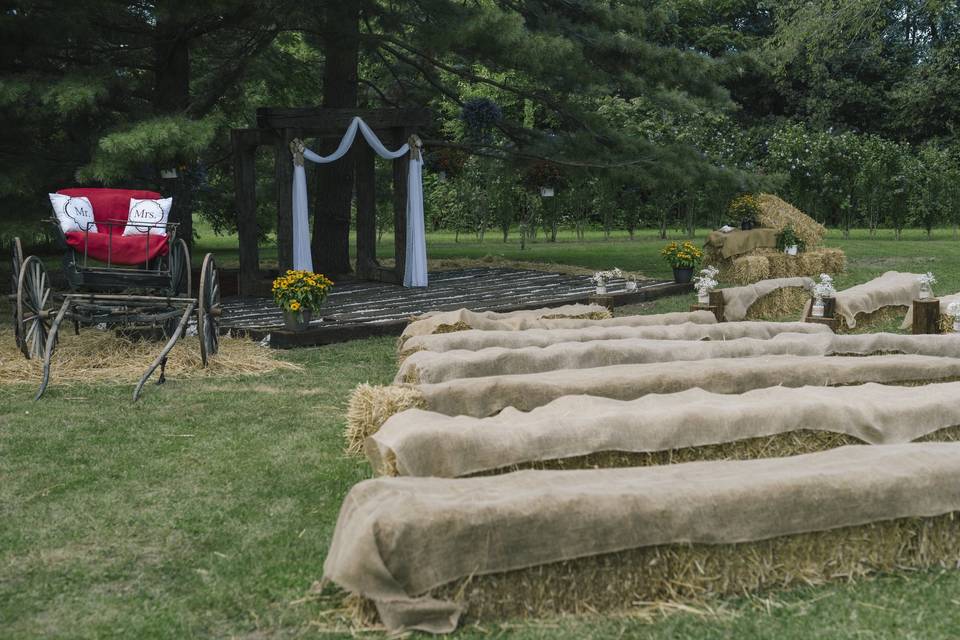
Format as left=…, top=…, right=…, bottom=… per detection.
left=272, top=270, right=334, bottom=332
left=660, top=241, right=703, bottom=284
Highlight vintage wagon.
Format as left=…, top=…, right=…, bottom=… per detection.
left=8, top=187, right=222, bottom=400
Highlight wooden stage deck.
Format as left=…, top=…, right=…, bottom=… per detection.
left=221, top=267, right=690, bottom=347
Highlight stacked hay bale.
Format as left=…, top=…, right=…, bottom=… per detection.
left=705, top=194, right=846, bottom=285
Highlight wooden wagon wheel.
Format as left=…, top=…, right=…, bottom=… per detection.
left=197, top=253, right=221, bottom=366
left=17, top=256, right=53, bottom=360
left=169, top=238, right=191, bottom=297
left=10, top=237, right=24, bottom=351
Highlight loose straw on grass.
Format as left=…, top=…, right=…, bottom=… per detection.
left=0, top=329, right=301, bottom=387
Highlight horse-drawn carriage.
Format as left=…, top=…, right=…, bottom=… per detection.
left=8, top=188, right=222, bottom=400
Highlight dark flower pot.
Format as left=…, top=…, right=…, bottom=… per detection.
left=673, top=267, right=694, bottom=284
left=740, top=219, right=755, bottom=231
left=283, top=308, right=313, bottom=332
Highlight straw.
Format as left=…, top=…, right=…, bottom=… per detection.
left=0, top=328, right=300, bottom=387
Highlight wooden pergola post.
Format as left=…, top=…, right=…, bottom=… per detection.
left=231, top=107, right=430, bottom=295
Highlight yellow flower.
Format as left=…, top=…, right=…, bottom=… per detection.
left=289, top=300, right=301, bottom=311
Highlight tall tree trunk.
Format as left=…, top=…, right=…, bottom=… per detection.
left=312, top=0, right=360, bottom=276
left=154, top=6, right=193, bottom=246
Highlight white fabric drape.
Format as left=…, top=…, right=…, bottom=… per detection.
left=291, top=116, right=427, bottom=287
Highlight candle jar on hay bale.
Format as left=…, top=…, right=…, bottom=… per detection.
left=272, top=270, right=334, bottom=332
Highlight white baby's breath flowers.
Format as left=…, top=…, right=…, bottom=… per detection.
left=592, top=268, right=623, bottom=285
left=813, top=273, right=836, bottom=299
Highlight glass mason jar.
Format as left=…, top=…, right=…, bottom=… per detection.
left=953, top=318, right=960, bottom=333
left=595, top=283, right=607, bottom=295
left=811, top=296, right=825, bottom=317
left=919, top=282, right=933, bottom=300
left=625, top=275, right=637, bottom=292
left=697, top=290, right=710, bottom=304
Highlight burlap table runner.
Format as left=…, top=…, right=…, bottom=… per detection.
left=369, top=382, right=960, bottom=477
left=324, top=442, right=960, bottom=633
left=400, top=320, right=830, bottom=357
left=400, top=304, right=610, bottom=342
left=802, top=271, right=922, bottom=327
left=721, top=277, right=814, bottom=321
left=397, top=333, right=960, bottom=384
left=416, top=354, right=960, bottom=417
left=901, top=292, right=960, bottom=329
left=705, top=228, right=778, bottom=258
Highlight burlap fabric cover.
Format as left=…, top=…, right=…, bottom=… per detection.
left=533, top=309, right=716, bottom=329
left=721, top=277, right=814, bottom=321
left=368, top=382, right=960, bottom=477
left=324, top=443, right=960, bottom=633
left=705, top=228, right=779, bottom=258
left=400, top=320, right=830, bottom=357
left=415, top=354, right=960, bottom=418
left=396, top=333, right=960, bottom=384
left=400, top=304, right=610, bottom=342
left=901, top=292, right=960, bottom=329
left=802, top=271, right=922, bottom=328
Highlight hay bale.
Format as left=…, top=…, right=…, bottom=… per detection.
left=743, top=287, right=815, bottom=320
left=731, top=255, right=770, bottom=284
left=424, top=512, right=960, bottom=624
left=345, top=383, right=425, bottom=455
left=464, top=426, right=960, bottom=477
left=837, top=306, right=910, bottom=334
left=0, top=329, right=301, bottom=388
left=728, top=248, right=845, bottom=285
left=819, top=247, right=847, bottom=274
left=757, top=193, right=826, bottom=248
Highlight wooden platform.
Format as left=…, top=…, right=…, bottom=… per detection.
left=221, top=267, right=690, bottom=348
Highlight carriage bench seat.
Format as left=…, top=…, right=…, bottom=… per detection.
left=58, top=187, right=170, bottom=265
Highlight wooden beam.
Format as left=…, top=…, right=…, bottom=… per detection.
left=231, top=130, right=260, bottom=293
left=354, top=143, right=378, bottom=280
left=274, top=129, right=296, bottom=272
left=256, top=107, right=431, bottom=132
left=392, top=127, right=410, bottom=284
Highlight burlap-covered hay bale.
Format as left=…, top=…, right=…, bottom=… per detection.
left=837, top=306, right=910, bottom=334
left=744, top=287, right=811, bottom=320
left=470, top=426, right=960, bottom=477
left=414, top=513, right=960, bottom=625
left=345, top=383, right=426, bottom=454
left=757, top=193, right=826, bottom=248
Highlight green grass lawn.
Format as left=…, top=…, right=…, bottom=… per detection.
left=3, top=230, right=960, bottom=638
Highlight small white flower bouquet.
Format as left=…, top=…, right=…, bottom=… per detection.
left=592, top=268, right=623, bottom=294
left=812, top=273, right=836, bottom=300
left=693, top=265, right=719, bottom=303
left=918, top=272, right=936, bottom=299
left=947, top=301, right=960, bottom=332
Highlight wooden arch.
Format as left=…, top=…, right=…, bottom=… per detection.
left=231, top=107, right=430, bottom=296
